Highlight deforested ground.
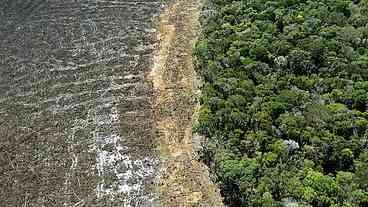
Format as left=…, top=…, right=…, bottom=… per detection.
left=0, top=0, right=222, bottom=206
left=0, top=0, right=162, bottom=206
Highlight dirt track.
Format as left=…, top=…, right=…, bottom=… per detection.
left=150, top=0, right=224, bottom=206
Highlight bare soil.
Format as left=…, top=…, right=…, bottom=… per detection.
left=150, top=0, right=224, bottom=206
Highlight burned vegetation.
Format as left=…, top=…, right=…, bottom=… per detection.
left=0, top=0, right=163, bottom=206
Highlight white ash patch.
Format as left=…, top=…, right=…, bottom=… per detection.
left=89, top=90, right=158, bottom=204
left=58, top=75, right=158, bottom=205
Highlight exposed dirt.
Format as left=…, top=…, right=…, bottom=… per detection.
left=150, top=0, right=224, bottom=206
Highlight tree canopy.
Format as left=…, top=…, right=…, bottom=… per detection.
left=194, top=0, right=368, bottom=206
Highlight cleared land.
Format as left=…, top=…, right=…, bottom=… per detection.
left=0, top=0, right=161, bottom=206
left=0, top=0, right=222, bottom=206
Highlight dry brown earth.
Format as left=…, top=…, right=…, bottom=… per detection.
left=151, top=0, right=224, bottom=206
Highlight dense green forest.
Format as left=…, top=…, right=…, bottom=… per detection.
left=194, top=0, right=368, bottom=206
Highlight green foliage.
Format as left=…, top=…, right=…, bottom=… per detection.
left=195, top=0, right=368, bottom=206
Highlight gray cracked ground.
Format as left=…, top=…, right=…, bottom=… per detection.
left=0, top=0, right=162, bottom=206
